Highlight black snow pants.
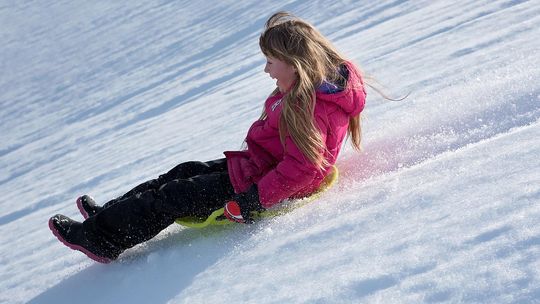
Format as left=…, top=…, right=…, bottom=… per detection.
left=82, top=158, right=236, bottom=253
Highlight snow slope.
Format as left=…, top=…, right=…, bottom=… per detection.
left=1, top=0, right=539, bottom=303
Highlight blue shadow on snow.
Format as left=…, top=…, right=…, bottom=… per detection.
left=28, top=224, right=244, bottom=304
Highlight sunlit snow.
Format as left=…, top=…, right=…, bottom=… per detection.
left=1, top=1, right=539, bottom=303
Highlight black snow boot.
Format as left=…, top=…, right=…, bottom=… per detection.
left=49, top=214, right=121, bottom=263
left=77, top=195, right=103, bottom=219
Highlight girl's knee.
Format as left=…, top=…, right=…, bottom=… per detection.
left=162, top=161, right=209, bottom=180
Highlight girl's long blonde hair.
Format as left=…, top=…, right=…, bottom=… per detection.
left=259, top=11, right=362, bottom=169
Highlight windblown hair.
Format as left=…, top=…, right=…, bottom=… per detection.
left=259, top=11, right=362, bottom=169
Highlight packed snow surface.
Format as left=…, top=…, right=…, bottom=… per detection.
left=1, top=1, right=539, bottom=303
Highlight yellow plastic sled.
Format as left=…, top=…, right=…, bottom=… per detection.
left=175, top=166, right=339, bottom=228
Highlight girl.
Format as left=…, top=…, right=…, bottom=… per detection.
left=49, top=11, right=366, bottom=263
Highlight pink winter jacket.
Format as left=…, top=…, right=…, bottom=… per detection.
left=224, top=61, right=366, bottom=209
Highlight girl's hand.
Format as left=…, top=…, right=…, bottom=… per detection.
left=224, top=185, right=263, bottom=224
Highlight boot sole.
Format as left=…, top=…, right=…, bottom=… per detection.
left=48, top=218, right=112, bottom=264
left=76, top=196, right=90, bottom=220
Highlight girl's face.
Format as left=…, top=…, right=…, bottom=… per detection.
left=264, top=56, right=297, bottom=93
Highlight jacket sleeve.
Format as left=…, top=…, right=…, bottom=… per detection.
left=256, top=115, right=328, bottom=208
left=245, top=119, right=278, bottom=173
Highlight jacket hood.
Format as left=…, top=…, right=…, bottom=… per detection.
left=315, top=61, right=366, bottom=117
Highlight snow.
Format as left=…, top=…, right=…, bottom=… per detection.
left=1, top=0, right=539, bottom=303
